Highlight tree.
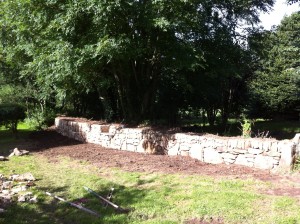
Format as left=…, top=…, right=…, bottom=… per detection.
left=248, top=12, right=300, bottom=118
left=0, top=103, right=25, bottom=134
left=0, top=0, right=275, bottom=124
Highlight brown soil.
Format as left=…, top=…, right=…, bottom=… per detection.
left=11, top=128, right=300, bottom=200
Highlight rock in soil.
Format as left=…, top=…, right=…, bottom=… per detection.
left=0, top=156, right=8, bottom=161
left=9, top=148, right=29, bottom=157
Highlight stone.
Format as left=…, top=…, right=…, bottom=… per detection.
left=203, top=148, right=223, bottom=164
left=11, top=185, right=27, bottom=194
left=251, top=139, right=262, bottom=149
left=262, top=141, right=271, bottom=151
left=168, top=143, right=179, bottom=156
left=180, top=151, right=190, bottom=157
left=293, top=133, right=300, bottom=144
left=2, top=181, right=13, bottom=189
left=1, top=190, right=10, bottom=195
left=18, top=192, right=33, bottom=202
left=278, top=142, right=296, bottom=172
left=190, top=145, right=203, bottom=161
left=11, top=173, right=36, bottom=182
left=126, top=144, right=136, bottom=152
left=29, top=196, right=38, bottom=203
left=221, top=153, right=237, bottom=160
left=235, top=155, right=250, bottom=166
left=0, top=193, right=12, bottom=202
left=18, top=195, right=26, bottom=202
left=120, top=141, right=127, bottom=151
left=237, top=140, right=245, bottom=149
left=248, top=148, right=263, bottom=155
left=136, top=141, right=146, bottom=153
left=228, top=139, right=238, bottom=148
left=9, top=148, right=29, bottom=157
left=232, top=149, right=247, bottom=154
left=254, top=155, right=274, bottom=170
left=224, top=159, right=235, bottom=165
left=244, top=140, right=251, bottom=148
left=179, top=144, right=190, bottom=151
left=270, top=142, right=278, bottom=153
left=0, top=156, right=7, bottom=161
left=268, top=151, right=281, bottom=158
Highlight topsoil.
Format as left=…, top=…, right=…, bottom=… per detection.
left=10, top=128, right=300, bottom=201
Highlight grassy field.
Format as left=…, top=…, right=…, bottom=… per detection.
left=1, top=155, right=300, bottom=224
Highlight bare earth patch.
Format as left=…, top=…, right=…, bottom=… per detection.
left=12, top=128, right=300, bottom=200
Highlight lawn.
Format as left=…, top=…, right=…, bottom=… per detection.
left=1, top=154, right=300, bottom=224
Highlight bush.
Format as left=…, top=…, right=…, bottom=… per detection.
left=25, top=109, right=56, bottom=130
left=0, top=103, right=26, bottom=133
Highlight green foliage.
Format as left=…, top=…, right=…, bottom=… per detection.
left=0, top=103, right=25, bottom=134
left=0, top=0, right=276, bottom=123
left=248, top=12, right=300, bottom=118
left=240, top=118, right=252, bottom=138
left=25, top=108, right=56, bottom=130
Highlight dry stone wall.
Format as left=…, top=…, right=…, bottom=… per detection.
left=55, top=117, right=299, bottom=172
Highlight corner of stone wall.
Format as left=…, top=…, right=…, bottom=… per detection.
left=293, top=133, right=300, bottom=157
left=274, top=140, right=297, bottom=173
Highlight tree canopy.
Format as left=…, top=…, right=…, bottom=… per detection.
left=248, top=11, right=300, bottom=118
left=5, top=0, right=297, bottom=128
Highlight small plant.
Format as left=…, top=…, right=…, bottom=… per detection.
left=240, top=118, right=252, bottom=138
left=293, top=156, right=300, bottom=171
left=254, top=130, right=271, bottom=139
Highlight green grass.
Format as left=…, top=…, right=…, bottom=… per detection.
left=1, top=155, right=300, bottom=224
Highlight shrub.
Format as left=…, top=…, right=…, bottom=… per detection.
left=0, top=103, right=26, bottom=134
left=25, top=108, right=56, bottom=130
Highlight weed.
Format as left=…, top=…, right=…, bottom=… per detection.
left=239, top=118, right=253, bottom=138
left=293, top=156, right=300, bottom=171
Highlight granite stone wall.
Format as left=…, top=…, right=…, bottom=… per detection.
left=55, top=117, right=299, bottom=172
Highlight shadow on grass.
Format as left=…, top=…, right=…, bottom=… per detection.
left=0, top=128, right=82, bottom=156
left=0, top=129, right=34, bottom=155
left=0, top=183, right=149, bottom=224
